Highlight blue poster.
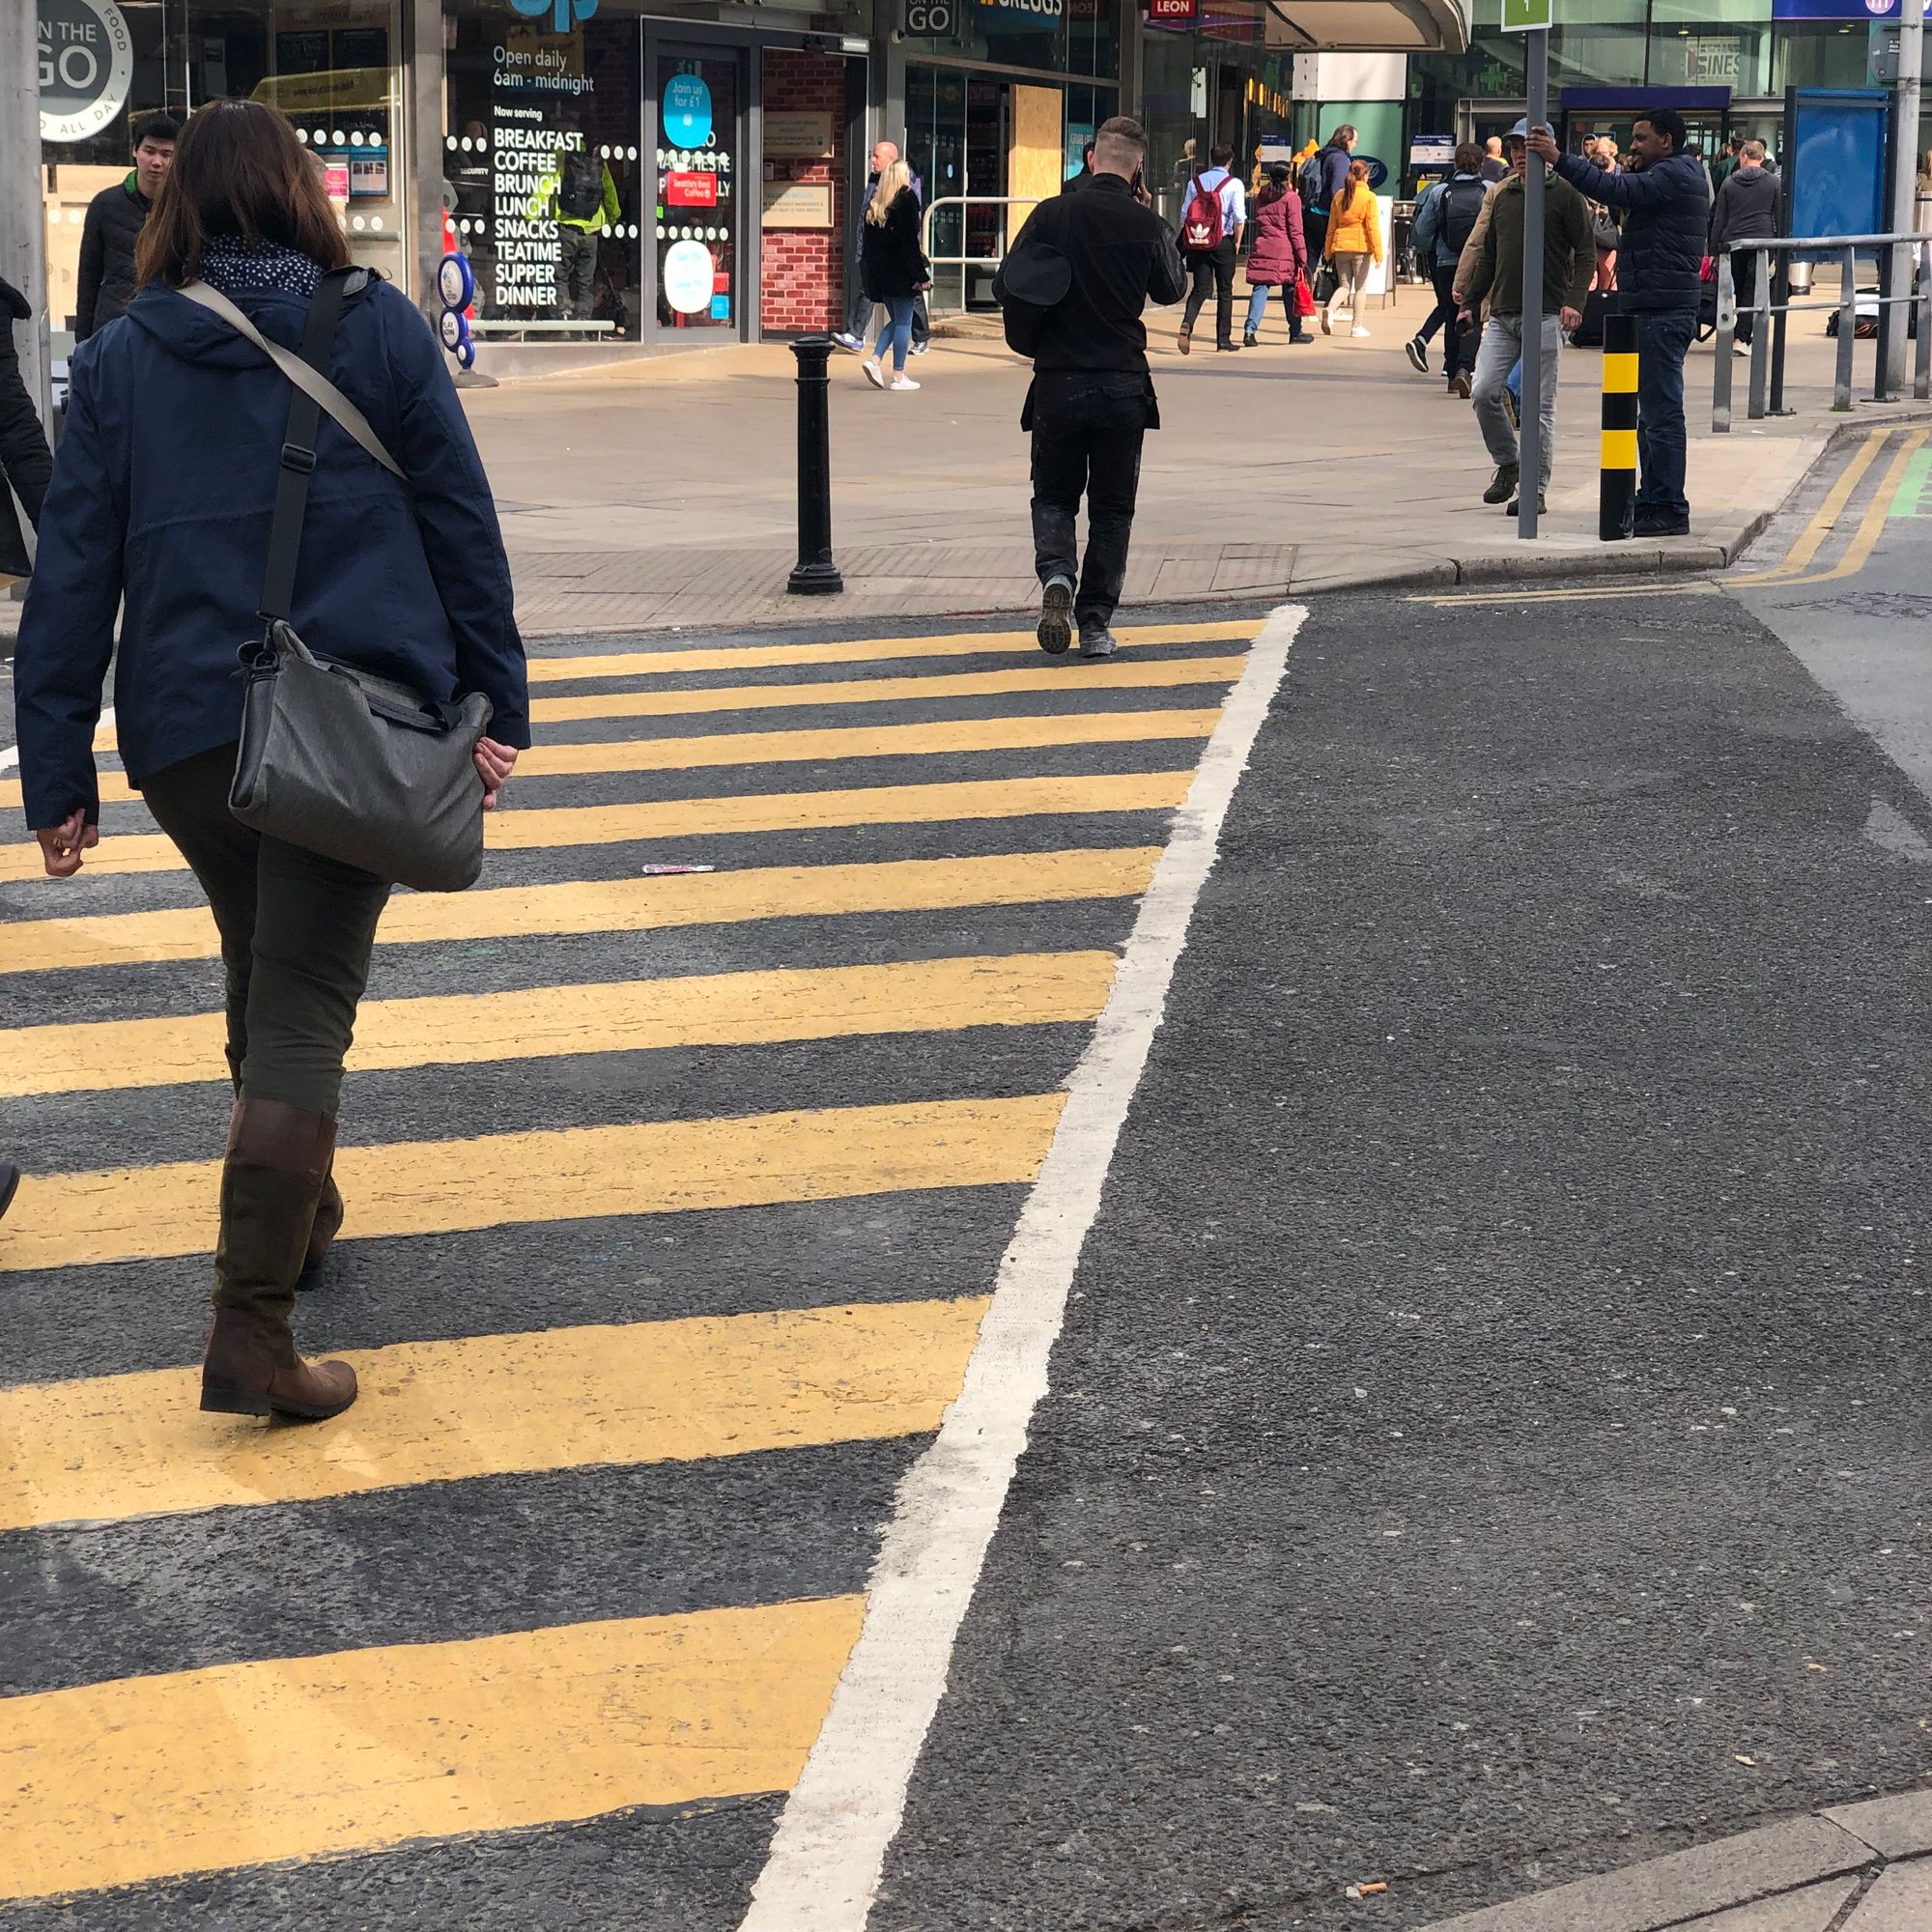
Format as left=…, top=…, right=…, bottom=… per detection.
left=663, top=72, right=713, bottom=149
left=1786, top=89, right=1889, bottom=243
left=709, top=293, right=731, bottom=320
left=1772, top=0, right=1896, bottom=18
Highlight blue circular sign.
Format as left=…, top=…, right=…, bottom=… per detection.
left=1361, top=156, right=1389, bottom=190
left=663, top=73, right=713, bottom=150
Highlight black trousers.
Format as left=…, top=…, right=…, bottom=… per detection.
left=1734, top=250, right=1758, bottom=346
left=1421, top=263, right=1474, bottom=379
left=1029, top=373, right=1150, bottom=633
left=1181, top=241, right=1236, bottom=345
left=142, top=745, right=392, bottom=1117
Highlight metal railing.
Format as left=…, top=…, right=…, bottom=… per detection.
left=1712, top=231, right=1932, bottom=431
left=920, top=196, right=1048, bottom=309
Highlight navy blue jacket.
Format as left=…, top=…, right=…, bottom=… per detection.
left=1552, top=150, right=1707, bottom=311
left=14, top=273, right=527, bottom=832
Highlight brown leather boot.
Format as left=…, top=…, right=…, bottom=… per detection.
left=300, top=1170, right=344, bottom=1284
left=200, top=1099, right=357, bottom=1421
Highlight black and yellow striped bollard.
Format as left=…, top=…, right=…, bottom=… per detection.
left=1600, top=311, right=1637, bottom=541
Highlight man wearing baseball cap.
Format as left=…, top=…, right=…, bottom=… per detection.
left=1456, top=120, right=1592, bottom=519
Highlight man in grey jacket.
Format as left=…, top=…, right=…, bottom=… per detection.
left=1709, top=140, right=1780, bottom=348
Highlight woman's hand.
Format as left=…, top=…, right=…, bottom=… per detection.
left=472, top=737, right=518, bottom=810
left=36, top=810, right=99, bottom=877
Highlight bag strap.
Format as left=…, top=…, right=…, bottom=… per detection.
left=177, top=275, right=406, bottom=484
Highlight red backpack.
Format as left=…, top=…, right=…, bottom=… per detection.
left=1181, top=174, right=1228, bottom=252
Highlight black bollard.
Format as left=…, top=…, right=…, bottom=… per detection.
left=787, top=336, right=843, bottom=596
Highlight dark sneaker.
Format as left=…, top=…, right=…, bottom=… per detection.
left=1483, top=462, right=1520, bottom=505
left=1451, top=372, right=1472, bottom=399
left=1037, top=575, right=1074, bottom=654
left=830, top=330, right=865, bottom=355
left=0, top=1158, right=17, bottom=1221
left=1242, top=331, right=1258, bottom=348
left=1505, top=494, right=1548, bottom=517
left=1078, top=625, right=1119, bottom=660
left=1633, top=507, right=1691, bottom=537
left=1405, top=336, right=1428, bottom=373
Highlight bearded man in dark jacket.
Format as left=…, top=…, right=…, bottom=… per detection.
left=1532, top=106, right=1707, bottom=536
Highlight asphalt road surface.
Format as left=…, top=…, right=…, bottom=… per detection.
left=1, top=426, right=1928, bottom=1928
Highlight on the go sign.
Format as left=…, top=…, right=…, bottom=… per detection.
left=39, top=0, right=135, bottom=144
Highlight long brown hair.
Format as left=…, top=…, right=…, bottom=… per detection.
left=135, top=98, right=351, bottom=290
left=1337, top=156, right=1370, bottom=215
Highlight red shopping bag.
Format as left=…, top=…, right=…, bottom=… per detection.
left=1294, top=276, right=1317, bottom=318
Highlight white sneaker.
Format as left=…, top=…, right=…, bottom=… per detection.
left=890, top=374, right=921, bottom=391
left=1350, top=325, right=1371, bottom=338
left=861, top=358, right=886, bottom=390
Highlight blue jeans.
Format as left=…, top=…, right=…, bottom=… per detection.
left=1634, top=306, right=1698, bottom=516
left=1244, top=283, right=1299, bottom=335
left=872, top=295, right=916, bottom=374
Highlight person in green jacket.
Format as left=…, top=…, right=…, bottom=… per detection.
left=1456, top=119, right=1592, bottom=518
left=545, top=146, right=620, bottom=326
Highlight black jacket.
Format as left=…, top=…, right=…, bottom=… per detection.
left=0, top=276, right=53, bottom=577
left=993, top=174, right=1187, bottom=376
left=1709, top=164, right=1780, bottom=254
left=1553, top=150, right=1708, bottom=312
left=75, top=175, right=152, bottom=340
left=860, top=187, right=929, bottom=301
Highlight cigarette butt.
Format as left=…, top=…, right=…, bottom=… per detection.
left=1358, top=1881, right=1388, bottom=1896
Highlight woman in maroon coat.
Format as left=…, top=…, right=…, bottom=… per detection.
left=1241, top=163, right=1312, bottom=347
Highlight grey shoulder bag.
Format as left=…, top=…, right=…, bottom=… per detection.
left=181, top=270, right=493, bottom=894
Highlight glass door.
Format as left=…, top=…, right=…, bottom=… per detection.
left=650, top=44, right=745, bottom=340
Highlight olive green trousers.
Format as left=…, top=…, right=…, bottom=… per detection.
left=141, top=744, right=392, bottom=1116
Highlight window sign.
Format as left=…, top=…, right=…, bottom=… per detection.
left=37, top=0, right=134, bottom=144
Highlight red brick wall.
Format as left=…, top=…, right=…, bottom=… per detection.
left=760, top=50, right=847, bottom=336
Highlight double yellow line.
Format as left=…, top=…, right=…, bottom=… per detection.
left=1730, top=425, right=1927, bottom=588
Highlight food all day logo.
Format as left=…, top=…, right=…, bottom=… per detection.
left=507, top=0, right=600, bottom=33
left=38, top=0, right=134, bottom=144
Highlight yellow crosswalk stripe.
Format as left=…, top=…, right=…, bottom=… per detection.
left=0, top=772, right=1189, bottom=883
left=0, top=1296, right=991, bottom=1532
left=531, top=656, right=1246, bottom=724
left=0, top=708, right=1223, bottom=813
left=0, top=952, right=1118, bottom=1097
left=523, top=618, right=1256, bottom=682
left=0, top=846, right=1157, bottom=975
left=0, top=1092, right=1065, bottom=1271
left=0, top=1596, right=865, bottom=1903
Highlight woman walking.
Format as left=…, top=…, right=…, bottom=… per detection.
left=14, top=99, right=527, bottom=1422
left=860, top=158, right=930, bottom=393
left=1320, top=159, right=1382, bottom=338
left=1240, top=163, right=1310, bottom=348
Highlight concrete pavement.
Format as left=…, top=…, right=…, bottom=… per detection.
left=459, top=284, right=1912, bottom=636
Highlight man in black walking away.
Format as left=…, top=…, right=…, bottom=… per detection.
left=995, top=116, right=1186, bottom=660
left=1709, top=138, right=1780, bottom=351
left=1531, top=108, right=1707, bottom=536
left=74, top=113, right=178, bottom=341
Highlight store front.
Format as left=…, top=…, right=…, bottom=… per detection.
left=38, top=0, right=408, bottom=335
left=898, top=0, right=1119, bottom=307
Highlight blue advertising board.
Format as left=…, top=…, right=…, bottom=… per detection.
left=1785, top=88, right=1889, bottom=249
left=1772, top=0, right=1896, bottom=17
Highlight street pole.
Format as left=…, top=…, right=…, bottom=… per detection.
left=1519, top=30, right=1548, bottom=540
left=1883, top=0, right=1925, bottom=399
left=0, top=4, right=53, bottom=440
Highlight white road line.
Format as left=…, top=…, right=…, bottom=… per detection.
left=738, top=604, right=1305, bottom=1932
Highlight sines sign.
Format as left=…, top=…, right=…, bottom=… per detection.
left=39, top=0, right=135, bottom=143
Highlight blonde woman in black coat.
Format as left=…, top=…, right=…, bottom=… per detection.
left=860, top=160, right=930, bottom=393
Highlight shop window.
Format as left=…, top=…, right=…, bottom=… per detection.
left=38, top=0, right=404, bottom=331
left=445, top=5, right=643, bottom=341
